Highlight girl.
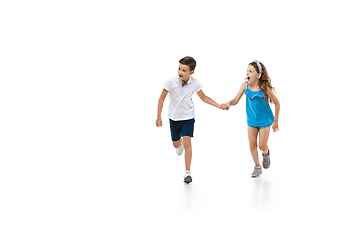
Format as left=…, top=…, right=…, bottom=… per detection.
left=221, top=60, right=280, bottom=178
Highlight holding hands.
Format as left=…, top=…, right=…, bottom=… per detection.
left=220, top=102, right=230, bottom=111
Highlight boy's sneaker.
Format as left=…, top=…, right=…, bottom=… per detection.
left=251, top=166, right=262, bottom=178
left=184, top=170, right=192, bottom=183
left=176, top=138, right=184, bottom=156
left=262, top=149, right=270, bottom=169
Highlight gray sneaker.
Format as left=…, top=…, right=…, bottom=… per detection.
left=251, top=166, right=262, bottom=178
left=262, top=149, right=270, bottom=169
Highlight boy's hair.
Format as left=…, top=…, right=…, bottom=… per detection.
left=249, top=61, right=276, bottom=104
left=179, top=56, right=196, bottom=71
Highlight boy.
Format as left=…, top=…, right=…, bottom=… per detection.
left=156, top=56, right=223, bottom=183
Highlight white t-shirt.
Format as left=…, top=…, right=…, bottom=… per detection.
left=162, top=75, right=203, bottom=121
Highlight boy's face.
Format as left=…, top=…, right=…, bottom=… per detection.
left=246, top=65, right=261, bottom=83
left=178, top=64, right=194, bottom=82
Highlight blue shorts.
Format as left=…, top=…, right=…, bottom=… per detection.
left=169, top=118, right=195, bottom=141
left=248, top=125, right=271, bottom=130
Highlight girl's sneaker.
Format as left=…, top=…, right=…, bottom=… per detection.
left=251, top=166, right=262, bottom=178
left=262, top=149, right=270, bottom=169
left=184, top=170, right=192, bottom=183
left=176, top=138, right=184, bottom=156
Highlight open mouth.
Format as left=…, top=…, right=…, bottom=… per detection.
left=179, top=75, right=183, bottom=78
left=247, top=76, right=250, bottom=81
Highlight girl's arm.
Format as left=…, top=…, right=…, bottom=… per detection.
left=156, top=89, right=168, bottom=127
left=197, top=90, right=221, bottom=109
left=267, top=88, right=280, bottom=131
left=228, top=81, right=247, bottom=106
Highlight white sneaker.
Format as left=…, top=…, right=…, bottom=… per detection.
left=184, top=170, right=192, bottom=183
left=176, top=138, right=184, bottom=156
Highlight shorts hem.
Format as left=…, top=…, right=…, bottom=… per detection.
left=171, top=134, right=193, bottom=142
left=248, top=125, right=271, bottom=130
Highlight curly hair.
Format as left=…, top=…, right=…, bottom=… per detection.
left=249, top=61, right=276, bottom=104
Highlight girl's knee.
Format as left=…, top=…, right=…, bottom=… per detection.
left=259, top=143, right=268, bottom=152
left=249, top=142, right=257, bottom=151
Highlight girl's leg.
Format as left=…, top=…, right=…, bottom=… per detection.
left=259, top=126, right=271, bottom=154
left=183, top=136, right=192, bottom=171
left=248, top=126, right=260, bottom=167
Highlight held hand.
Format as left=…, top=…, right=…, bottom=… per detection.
left=156, top=117, right=162, bottom=127
left=220, top=103, right=230, bottom=110
left=272, top=121, right=279, bottom=132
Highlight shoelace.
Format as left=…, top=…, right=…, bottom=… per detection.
left=254, top=167, right=261, bottom=173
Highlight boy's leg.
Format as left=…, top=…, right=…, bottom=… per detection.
left=172, top=139, right=181, bottom=148
left=170, top=119, right=182, bottom=149
left=182, top=119, right=194, bottom=171
left=248, top=126, right=260, bottom=167
left=183, top=136, right=192, bottom=171
left=259, top=126, right=270, bottom=154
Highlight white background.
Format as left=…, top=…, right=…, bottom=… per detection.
left=1, top=0, right=359, bottom=239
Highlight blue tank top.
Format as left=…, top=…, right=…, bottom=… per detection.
left=244, top=83, right=274, bottom=127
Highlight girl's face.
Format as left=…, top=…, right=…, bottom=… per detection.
left=246, top=65, right=261, bottom=84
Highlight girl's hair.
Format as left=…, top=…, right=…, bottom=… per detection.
left=249, top=61, right=276, bottom=104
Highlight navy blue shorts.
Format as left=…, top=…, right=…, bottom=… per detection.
left=169, top=118, right=195, bottom=141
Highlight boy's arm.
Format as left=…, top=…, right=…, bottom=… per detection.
left=156, top=89, right=168, bottom=127
left=197, top=90, right=221, bottom=109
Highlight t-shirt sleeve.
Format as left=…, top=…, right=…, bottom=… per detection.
left=162, top=78, right=171, bottom=91
left=194, top=80, right=203, bottom=93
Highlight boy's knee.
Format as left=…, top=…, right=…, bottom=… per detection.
left=172, top=140, right=181, bottom=148
left=183, top=138, right=191, bottom=150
